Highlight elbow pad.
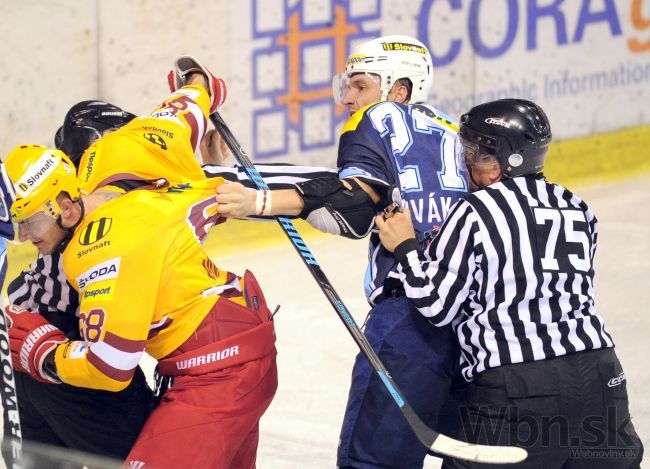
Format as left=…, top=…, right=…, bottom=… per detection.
left=295, top=176, right=375, bottom=239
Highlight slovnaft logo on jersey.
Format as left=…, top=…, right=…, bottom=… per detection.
left=143, top=133, right=168, bottom=150
left=79, top=217, right=112, bottom=245
left=15, top=151, right=58, bottom=197
left=77, top=240, right=111, bottom=259
left=76, top=258, right=120, bottom=291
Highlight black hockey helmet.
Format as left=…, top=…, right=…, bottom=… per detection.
left=54, top=100, right=136, bottom=165
left=457, top=99, right=552, bottom=178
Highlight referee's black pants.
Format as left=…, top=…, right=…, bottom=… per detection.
left=2, top=367, right=153, bottom=468
left=443, top=348, right=643, bottom=468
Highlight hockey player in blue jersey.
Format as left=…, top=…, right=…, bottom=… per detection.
left=216, top=35, right=470, bottom=468
left=331, top=37, right=469, bottom=469
left=0, top=163, right=13, bottom=289
left=0, top=162, right=14, bottom=308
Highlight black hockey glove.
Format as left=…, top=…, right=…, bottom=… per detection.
left=295, top=176, right=376, bottom=239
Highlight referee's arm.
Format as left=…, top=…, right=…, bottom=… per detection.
left=377, top=200, right=480, bottom=326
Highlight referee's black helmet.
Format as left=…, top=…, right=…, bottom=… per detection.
left=458, top=99, right=552, bottom=178
left=54, top=101, right=136, bottom=166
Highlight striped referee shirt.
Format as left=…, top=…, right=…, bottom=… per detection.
left=6, top=163, right=336, bottom=335
left=7, top=250, right=80, bottom=337
left=394, top=175, right=614, bottom=380
left=203, top=162, right=336, bottom=221
left=202, top=163, right=336, bottom=189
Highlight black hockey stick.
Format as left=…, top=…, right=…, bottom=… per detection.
left=0, top=298, right=23, bottom=468
left=210, top=112, right=527, bottom=464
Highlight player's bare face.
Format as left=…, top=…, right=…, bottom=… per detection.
left=17, top=211, right=67, bottom=255
left=341, top=74, right=382, bottom=116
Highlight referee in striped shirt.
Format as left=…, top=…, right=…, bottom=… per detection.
left=376, top=99, right=642, bottom=468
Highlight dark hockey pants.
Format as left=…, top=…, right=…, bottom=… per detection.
left=337, top=296, right=464, bottom=469
left=442, top=348, right=643, bottom=468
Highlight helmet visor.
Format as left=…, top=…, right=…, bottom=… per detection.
left=332, top=72, right=382, bottom=105
left=16, top=210, right=57, bottom=239
left=455, top=136, right=479, bottom=168
left=455, top=136, right=494, bottom=168
left=332, top=73, right=348, bottom=104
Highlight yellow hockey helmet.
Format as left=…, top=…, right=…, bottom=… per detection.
left=4, top=144, right=80, bottom=222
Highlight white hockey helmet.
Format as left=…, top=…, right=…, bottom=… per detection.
left=333, top=35, right=433, bottom=104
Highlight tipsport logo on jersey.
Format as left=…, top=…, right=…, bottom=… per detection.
left=250, top=0, right=380, bottom=159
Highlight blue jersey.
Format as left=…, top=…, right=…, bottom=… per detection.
left=0, top=238, right=6, bottom=291
left=338, top=102, right=468, bottom=305
left=0, top=163, right=15, bottom=241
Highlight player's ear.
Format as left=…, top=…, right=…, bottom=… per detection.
left=388, top=82, right=410, bottom=104
left=487, top=157, right=503, bottom=184
left=57, top=192, right=80, bottom=227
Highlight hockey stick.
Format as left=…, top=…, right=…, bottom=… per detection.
left=0, top=244, right=22, bottom=468
left=209, top=112, right=527, bottom=464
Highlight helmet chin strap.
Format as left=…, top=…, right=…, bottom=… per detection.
left=55, top=198, right=85, bottom=252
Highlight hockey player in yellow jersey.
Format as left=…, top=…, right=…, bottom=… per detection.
left=75, top=67, right=215, bottom=194
left=3, top=59, right=277, bottom=469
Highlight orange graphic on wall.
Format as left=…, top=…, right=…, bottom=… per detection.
left=628, top=0, right=650, bottom=52
left=276, top=4, right=359, bottom=125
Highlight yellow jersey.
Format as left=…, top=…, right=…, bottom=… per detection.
left=54, top=179, right=246, bottom=391
left=76, top=85, right=211, bottom=194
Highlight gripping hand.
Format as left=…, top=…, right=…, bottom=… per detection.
left=5, top=305, right=66, bottom=384
left=168, top=55, right=227, bottom=113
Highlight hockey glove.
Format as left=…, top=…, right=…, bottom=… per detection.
left=168, top=55, right=227, bottom=113
left=5, top=304, right=66, bottom=384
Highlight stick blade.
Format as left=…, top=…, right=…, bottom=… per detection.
left=430, top=434, right=528, bottom=464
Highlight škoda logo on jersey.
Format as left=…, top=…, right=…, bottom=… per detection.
left=79, top=217, right=112, bottom=245
left=76, top=258, right=120, bottom=290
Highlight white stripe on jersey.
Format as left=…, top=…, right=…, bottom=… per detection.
left=90, top=341, right=143, bottom=372
left=192, top=104, right=206, bottom=154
